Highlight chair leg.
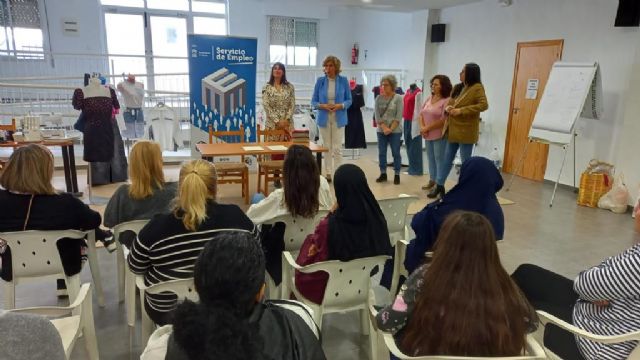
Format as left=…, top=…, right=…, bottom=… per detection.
left=116, top=242, right=125, bottom=303
left=4, top=282, right=15, bottom=309
left=140, top=289, right=154, bottom=346
left=82, top=288, right=100, bottom=360
left=125, top=269, right=136, bottom=327
left=257, top=166, right=262, bottom=193
left=85, top=231, right=105, bottom=307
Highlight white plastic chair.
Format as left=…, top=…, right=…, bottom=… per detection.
left=537, top=310, right=640, bottom=360
left=9, top=283, right=99, bottom=360
left=368, top=304, right=546, bottom=360
left=113, top=219, right=149, bottom=304
left=390, top=238, right=410, bottom=300
left=378, top=195, right=419, bottom=246
left=282, top=251, right=389, bottom=350
left=261, top=210, right=329, bottom=299
left=1, top=229, right=104, bottom=309
left=137, top=277, right=199, bottom=346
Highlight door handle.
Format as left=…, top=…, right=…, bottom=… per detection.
left=513, top=107, right=520, bottom=114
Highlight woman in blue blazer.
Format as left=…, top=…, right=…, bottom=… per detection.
left=311, top=55, right=352, bottom=182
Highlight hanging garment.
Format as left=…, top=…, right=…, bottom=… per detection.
left=72, top=88, right=119, bottom=162
left=345, top=84, right=366, bottom=149
left=146, top=105, right=180, bottom=151
left=90, top=120, right=128, bottom=185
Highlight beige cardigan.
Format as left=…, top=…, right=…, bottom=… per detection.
left=445, top=83, right=488, bottom=144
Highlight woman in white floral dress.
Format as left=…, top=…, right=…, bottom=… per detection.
left=262, top=62, right=295, bottom=137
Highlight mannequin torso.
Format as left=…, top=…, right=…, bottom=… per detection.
left=83, top=78, right=111, bottom=98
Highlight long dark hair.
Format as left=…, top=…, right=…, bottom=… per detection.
left=464, top=63, right=482, bottom=86
left=451, top=83, right=464, bottom=98
left=172, top=231, right=265, bottom=360
left=268, top=62, right=289, bottom=86
left=283, top=145, right=320, bottom=218
left=401, top=211, right=533, bottom=357
left=430, top=75, right=452, bottom=98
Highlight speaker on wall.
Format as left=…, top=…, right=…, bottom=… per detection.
left=431, top=24, right=446, bottom=43
left=615, top=0, right=640, bottom=27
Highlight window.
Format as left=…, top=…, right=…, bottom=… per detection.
left=0, top=0, right=44, bottom=59
left=269, top=17, right=317, bottom=66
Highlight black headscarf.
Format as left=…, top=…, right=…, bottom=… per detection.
left=327, top=164, right=392, bottom=261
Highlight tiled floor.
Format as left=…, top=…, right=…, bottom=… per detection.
left=3, top=147, right=639, bottom=359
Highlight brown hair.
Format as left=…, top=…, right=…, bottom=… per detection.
left=322, top=55, right=342, bottom=74
left=430, top=74, right=453, bottom=98
left=174, top=160, right=217, bottom=231
left=401, top=211, right=534, bottom=357
left=0, top=144, right=55, bottom=195
left=283, top=145, right=320, bottom=218
left=128, top=141, right=165, bottom=200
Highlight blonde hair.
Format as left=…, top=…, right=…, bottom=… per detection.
left=322, top=55, right=342, bottom=74
left=174, top=160, right=217, bottom=231
left=0, top=144, right=55, bottom=195
left=128, top=141, right=165, bottom=200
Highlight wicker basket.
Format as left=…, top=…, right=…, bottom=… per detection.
left=577, top=172, right=611, bottom=207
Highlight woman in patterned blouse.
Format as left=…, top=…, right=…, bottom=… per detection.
left=262, top=62, right=295, bottom=136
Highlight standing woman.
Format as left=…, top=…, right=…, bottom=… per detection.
left=311, top=55, right=352, bottom=182
left=420, top=75, right=452, bottom=198
left=437, top=63, right=488, bottom=198
left=262, top=62, right=295, bottom=137
left=375, top=74, right=404, bottom=185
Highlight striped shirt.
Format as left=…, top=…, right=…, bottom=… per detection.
left=573, top=243, right=640, bottom=360
left=129, top=202, right=258, bottom=315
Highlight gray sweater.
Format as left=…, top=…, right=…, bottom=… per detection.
left=0, top=311, right=65, bottom=360
left=104, top=182, right=178, bottom=247
left=374, top=93, right=404, bottom=134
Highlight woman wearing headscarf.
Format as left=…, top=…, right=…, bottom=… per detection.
left=404, top=156, right=504, bottom=273
left=295, top=164, right=392, bottom=304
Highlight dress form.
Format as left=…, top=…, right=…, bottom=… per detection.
left=83, top=77, right=111, bottom=98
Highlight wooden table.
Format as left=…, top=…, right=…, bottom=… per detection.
left=196, top=141, right=328, bottom=169
left=0, top=139, right=80, bottom=195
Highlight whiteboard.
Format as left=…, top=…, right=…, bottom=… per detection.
left=530, top=62, right=600, bottom=143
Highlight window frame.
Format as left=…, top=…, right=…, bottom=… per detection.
left=268, top=16, right=318, bottom=68
left=0, top=0, right=49, bottom=61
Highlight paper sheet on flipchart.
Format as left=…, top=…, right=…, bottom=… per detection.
left=530, top=63, right=602, bottom=142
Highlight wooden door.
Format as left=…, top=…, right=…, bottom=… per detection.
left=503, top=40, right=563, bottom=181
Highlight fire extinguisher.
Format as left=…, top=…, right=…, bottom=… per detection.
left=351, top=43, right=359, bottom=65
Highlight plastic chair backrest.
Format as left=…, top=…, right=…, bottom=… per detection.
left=144, top=278, right=199, bottom=303
left=113, top=219, right=148, bottom=242
left=263, top=210, right=329, bottom=252
left=0, top=230, right=86, bottom=279
left=378, top=196, right=419, bottom=244
left=302, top=255, right=389, bottom=310
left=382, top=331, right=546, bottom=359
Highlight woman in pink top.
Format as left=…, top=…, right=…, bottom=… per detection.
left=419, top=75, right=452, bottom=198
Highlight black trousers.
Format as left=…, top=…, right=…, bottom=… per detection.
left=511, top=264, right=585, bottom=360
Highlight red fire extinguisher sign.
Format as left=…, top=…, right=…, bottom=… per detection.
left=351, top=43, right=359, bottom=65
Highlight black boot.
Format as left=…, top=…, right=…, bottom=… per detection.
left=427, top=184, right=445, bottom=199
left=376, top=173, right=388, bottom=183
left=394, top=174, right=400, bottom=185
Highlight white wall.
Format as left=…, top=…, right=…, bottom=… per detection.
left=434, top=0, right=640, bottom=199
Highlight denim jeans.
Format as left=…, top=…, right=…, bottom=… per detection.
left=377, top=132, right=402, bottom=175
left=437, top=141, right=474, bottom=185
left=122, top=108, right=145, bottom=140
left=404, top=119, right=423, bottom=175
left=425, top=137, right=446, bottom=183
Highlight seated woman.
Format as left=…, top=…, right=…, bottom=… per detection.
left=295, top=163, right=392, bottom=305
left=140, top=231, right=326, bottom=360
left=104, top=140, right=177, bottom=248
left=128, top=159, right=257, bottom=325
left=377, top=211, right=536, bottom=357
left=247, top=144, right=333, bottom=285
left=404, top=156, right=504, bottom=273
left=0, top=144, right=103, bottom=294
left=512, top=244, right=640, bottom=360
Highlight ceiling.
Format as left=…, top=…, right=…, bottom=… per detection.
left=257, top=0, right=484, bottom=12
